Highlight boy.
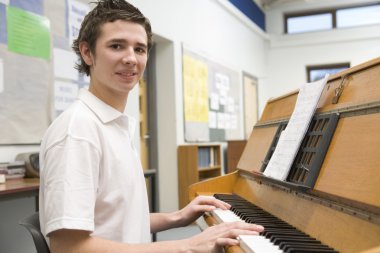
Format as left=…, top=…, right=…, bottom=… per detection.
left=39, top=1, right=264, bottom=252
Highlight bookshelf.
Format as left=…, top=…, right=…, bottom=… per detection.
left=177, top=144, right=222, bottom=208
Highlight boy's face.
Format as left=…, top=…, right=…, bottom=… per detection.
left=83, top=20, right=148, bottom=96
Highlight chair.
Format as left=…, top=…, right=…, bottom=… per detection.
left=19, top=212, right=50, bottom=253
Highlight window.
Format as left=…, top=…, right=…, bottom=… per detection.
left=287, top=13, right=333, bottom=34
left=307, top=63, right=350, bottom=82
left=337, top=5, right=380, bottom=28
left=285, top=3, right=380, bottom=34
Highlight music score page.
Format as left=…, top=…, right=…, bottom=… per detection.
left=263, top=75, right=329, bottom=181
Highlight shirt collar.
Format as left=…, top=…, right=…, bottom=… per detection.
left=77, top=89, right=137, bottom=138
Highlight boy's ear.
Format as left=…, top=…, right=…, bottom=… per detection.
left=79, top=42, right=93, bottom=66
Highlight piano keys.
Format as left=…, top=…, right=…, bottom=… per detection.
left=213, top=193, right=338, bottom=253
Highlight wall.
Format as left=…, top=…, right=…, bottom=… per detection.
left=264, top=0, right=380, bottom=106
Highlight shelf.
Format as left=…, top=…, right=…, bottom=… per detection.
left=198, top=166, right=221, bottom=172
left=178, top=144, right=222, bottom=208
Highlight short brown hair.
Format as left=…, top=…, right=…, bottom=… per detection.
left=72, top=0, right=153, bottom=76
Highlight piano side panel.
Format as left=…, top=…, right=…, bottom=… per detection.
left=188, top=172, right=238, bottom=201
left=315, top=113, right=380, bottom=208
left=237, top=126, right=277, bottom=173
left=232, top=175, right=380, bottom=253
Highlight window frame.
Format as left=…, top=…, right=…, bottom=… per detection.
left=306, top=63, right=350, bottom=82
left=284, top=3, right=380, bottom=34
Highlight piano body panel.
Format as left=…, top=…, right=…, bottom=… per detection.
left=232, top=175, right=380, bottom=253
left=315, top=113, right=380, bottom=208
left=189, top=172, right=380, bottom=253
left=259, top=90, right=297, bottom=123
left=237, top=126, right=278, bottom=173
left=317, top=60, right=380, bottom=113
left=359, top=246, right=380, bottom=253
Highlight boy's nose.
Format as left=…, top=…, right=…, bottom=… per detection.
left=122, top=48, right=137, bottom=65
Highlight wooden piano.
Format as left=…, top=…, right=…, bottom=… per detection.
left=189, top=57, right=380, bottom=253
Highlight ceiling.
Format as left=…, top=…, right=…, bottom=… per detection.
left=259, top=0, right=308, bottom=9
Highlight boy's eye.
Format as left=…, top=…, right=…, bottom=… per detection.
left=110, top=44, right=122, bottom=50
left=135, top=47, right=146, bottom=54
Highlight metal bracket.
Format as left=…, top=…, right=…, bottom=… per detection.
left=332, top=74, right=350, bottom=104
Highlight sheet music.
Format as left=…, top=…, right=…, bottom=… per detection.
left=263, top=74, right=329, bottom=180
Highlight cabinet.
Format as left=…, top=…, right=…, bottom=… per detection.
left=177, top=144, right=221, bottom=208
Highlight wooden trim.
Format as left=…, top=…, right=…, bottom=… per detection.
left=0, top=178, right=39, bottom=196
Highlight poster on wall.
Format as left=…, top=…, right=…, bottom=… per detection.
left=0, top=0, right=91, bottom=144
left=0, top=3, right=51, bottom=144
left=182, top=45, right=243, bottom=142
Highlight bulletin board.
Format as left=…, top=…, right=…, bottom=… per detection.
left=0, top=0, right=91, bottom=144
left=182, top=45, right=243, bottom=142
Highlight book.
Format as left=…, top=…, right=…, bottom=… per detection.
left=5, top=174, right=25, bottom=180
left=0, top=161, right=26, bottom=179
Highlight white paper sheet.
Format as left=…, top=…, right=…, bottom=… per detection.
left=53, top=48, right=78, bottom=80
left=68, top=0, right=90, bottom=46
left=208, top=111, right=217, bottom=128
left=263, top=75, right=329, bottom=180
left=0, top=59, right=3, bottom=93
left=54, top=80, right=79, bottom=112
left=210, top=92, right=219, bottom=110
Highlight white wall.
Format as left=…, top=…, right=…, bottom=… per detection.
left=264, top=0, right=380, bottom=109
left=0, top=145, right=40, bottom=162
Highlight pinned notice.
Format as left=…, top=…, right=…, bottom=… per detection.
left=7, top=6, right=51, bottom=59
left=0, top=59, right=3, bottom=93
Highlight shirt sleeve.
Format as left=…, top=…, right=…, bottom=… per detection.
left=42, top=135, right=101, bottom=236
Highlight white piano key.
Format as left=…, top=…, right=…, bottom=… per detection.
left=240, top=235, right=283, bottom=253
left=211, top=209, right=283, bottom=253
left=212, top=208, right=243, bottom=223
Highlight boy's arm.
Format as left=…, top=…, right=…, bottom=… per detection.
left=49, top=221, right=264, bottom=253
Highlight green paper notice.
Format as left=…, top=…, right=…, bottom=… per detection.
left=7, top=6, right=51, bottom=60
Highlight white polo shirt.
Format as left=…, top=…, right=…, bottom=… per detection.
left=39, top=88, right=151, bottom=244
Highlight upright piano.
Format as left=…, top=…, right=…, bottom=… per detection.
left=189, top=57, right=380, bottom=253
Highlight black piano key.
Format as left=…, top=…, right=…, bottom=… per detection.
left=263, top=230, right=308, bottom=239
left=285, top=246, right=338, bottom=253
left=247, top=217, right=289, bottom=223
left=277, top=238, right=324, bottom=246
left=283, top=245, right=334, bottom=252
left=271, top=235, right=314, bottom=244
left=248, top=222, right=295, bottom=229
left=282, top=243, right=329, bottom=251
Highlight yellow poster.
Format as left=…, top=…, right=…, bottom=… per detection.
left=183, top=55, right=209, bottom=122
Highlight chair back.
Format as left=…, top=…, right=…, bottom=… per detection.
left=19, top=212, right=50, bottom=253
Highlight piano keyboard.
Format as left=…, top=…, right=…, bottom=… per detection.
left=212, top=194, right=339, bottom=253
